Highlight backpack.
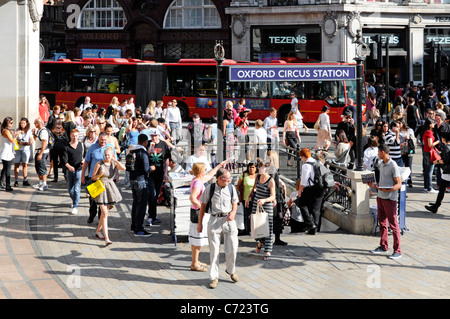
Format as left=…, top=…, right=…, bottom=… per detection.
left=440, top=144, right=450, bottom=174
left=187, top=122, right=207, bottom=144
left=306, top=160, right=335, bottom=190
left=204, top=182, right=234, bottom=214
left=125, top=149, right=138, bottom=172
left=38, top=128, right=55, bottom=151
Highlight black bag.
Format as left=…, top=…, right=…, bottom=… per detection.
left=407, top=138, right=416, bottom=154
left=190, top=208, right=200, bottom=223
left=125, top=149, right=138, bottom=172
left=306, top=160, right=335, bottom=190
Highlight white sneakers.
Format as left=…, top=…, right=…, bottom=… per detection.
left=70, top=208, right=78, bottom=215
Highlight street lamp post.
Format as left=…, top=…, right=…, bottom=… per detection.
left=214, top=41, right=225, bottom=163
left=354, top=55, right=365, bottom=171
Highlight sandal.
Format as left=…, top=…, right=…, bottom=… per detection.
left=190, top=264, right=208, bottom=272
left=96, top=232, right=105, bottom=239
left=255, top=241, right=262, bottom=254
left=105, top=240, right=112, bottom=246
left=264, top=253, right=271, bottom=261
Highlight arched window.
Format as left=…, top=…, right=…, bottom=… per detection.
left=164, top=0, right=221, bottom=29
left=79, top=0, right=127, bottom=29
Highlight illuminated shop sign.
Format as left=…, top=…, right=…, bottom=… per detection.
left=426, top=36, right=450, bottom=44
left=229, top=65, right=356, bottom=82
left=268, top=35, right=307, bottom=44
left=362, top=35, right=400, bottom=45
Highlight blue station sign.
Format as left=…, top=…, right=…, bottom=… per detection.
left=229, top=65, right=356, bottom=82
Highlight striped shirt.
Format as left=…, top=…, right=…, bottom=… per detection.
left=384, top=130, right=401, bottom=160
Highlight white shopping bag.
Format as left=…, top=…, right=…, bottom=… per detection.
left=235, top=203, right=245, bottom=230
left=251, top=203, right=270, bottom=239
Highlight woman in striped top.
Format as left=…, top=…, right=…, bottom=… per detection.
left=246, top=158, right=276, bottom=261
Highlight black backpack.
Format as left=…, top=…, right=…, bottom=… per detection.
left=38, top=128, right=55, bottom=151
left=125, top=149, right=138, bottom=172
left=306, top=160, right=335, bottom=190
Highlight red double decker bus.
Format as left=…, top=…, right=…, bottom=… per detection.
left=40, top=58, right=365, bottom=124
left=39, top=58, right=162, bottom=110
left=160, top=59, right=366, bottom=124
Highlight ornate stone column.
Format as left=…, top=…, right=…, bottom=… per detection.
left=0, top=0, right=43, bottom=124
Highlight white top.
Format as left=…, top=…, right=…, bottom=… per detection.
left=318, top=112, right=331, bottom=131
left=0, top=131, right=15, bottom=161
left=291, top=97, right=298, bottom=112
left=165, top=107, right=182, bottom=126
left=16, top=130, right=33, bottom=151
left=363, top=146, right=378, bottom=171
left=254, top=127, right=267, bottom=148
left=35, top=128, right=50, bottom=154
left=301, top=157, right=316, bottom=187
left=185, top=154, right=212, bottom=173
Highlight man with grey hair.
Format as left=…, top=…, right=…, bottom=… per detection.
left=197, top=168, right=239, bottom=289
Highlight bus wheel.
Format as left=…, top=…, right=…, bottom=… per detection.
left=178, top=102, right=189, bottom=121
left=277, top=105, right=291, bottom=127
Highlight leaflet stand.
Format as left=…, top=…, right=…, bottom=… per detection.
left=168, top=172, right=193, bottom=246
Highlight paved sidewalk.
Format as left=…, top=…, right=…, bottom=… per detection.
left=0, top=154, right=450, bottom=300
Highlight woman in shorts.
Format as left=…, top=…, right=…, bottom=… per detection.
left=13, top=118, right=34, bottom=187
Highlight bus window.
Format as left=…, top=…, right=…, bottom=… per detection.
left=344, top=80, right=366, bottom=104
left=74, top=73, right=96, bottom=93
left=97, top=75, right=120, bottom=93
left=196, top=74, right=216, bottom=97
left=40, top=69, right=58, bottom=92
left=60, top=72, right=73, bottom=92
left=272, top=81, right=292, bottom=98
left=120, top=73, right=135, bottom=94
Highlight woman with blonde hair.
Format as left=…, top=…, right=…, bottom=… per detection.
left=91, top=146, right=126, bottom=246
left=63, top=110, right=77, bottom=140
left=189, top=160, right=226, bottom=271
left=146, top=100, right=156, bottom=118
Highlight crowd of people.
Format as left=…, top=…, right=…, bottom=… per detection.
left=1, top=80, right=450, bottom=286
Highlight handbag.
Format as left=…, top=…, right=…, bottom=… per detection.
left=190, top=208, right=200, bottom=224
left=289, top=203, right=304, bottom=223
left=235, top=203, right=245, bottom=230
left=369, top=107, right=380, bottom=119
left=14, top=139, right=19, bottom=151
left=407, top=138, right=416, bottom=154
left=430, top=148, right=441, bottom=163
left=251, top=203, right=270, bottom=239
left=86, top=179, right=106, bottom=199
left=313, top=117, right=320, bottom=130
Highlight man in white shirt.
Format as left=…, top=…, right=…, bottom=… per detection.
left=33, top=118, right=50, bottom=191
left=126, top=96, right=136, bottom=117
left=263, top=107, right=278, bottom=151
left=290, top=92, right=299, bottom=112
left=165, top=100, right=183, bottom=144
left=185, top=143, right=212, bottom=173
left=79, top=96, right=93, bottom=112
left=294, top=148, right=326, bottom=235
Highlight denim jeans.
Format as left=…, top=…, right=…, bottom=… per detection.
left=423, top=151, right=435, bottom=190
left=66, top=169, right=82, bottom=208
left=148, top=177, right=164, bottom=219
left=131, top=177, right=148, bottom=232
left=169, top=122, right=181, bottom=144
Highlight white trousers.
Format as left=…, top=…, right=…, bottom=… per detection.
left=207, top=216, right=239, bottom=281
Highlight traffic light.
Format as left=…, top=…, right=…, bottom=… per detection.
left=441, top=51, right=449, bottom=69
left=370, top=35, right=383, bottom=68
